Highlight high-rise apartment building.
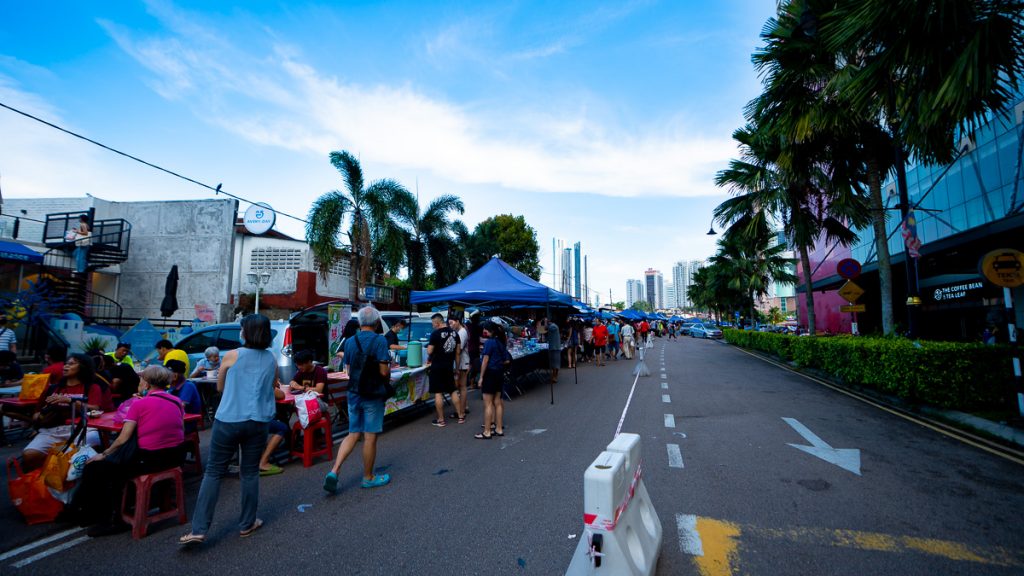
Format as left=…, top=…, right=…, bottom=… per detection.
left=666, top=283, right=676, bottom=309
left=573, top=242, right=582, bottom=300
left=645, top=268, right=664, bottom=309
left=626, top=279, right=645, bottom=308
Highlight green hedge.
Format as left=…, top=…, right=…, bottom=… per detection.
left=723, top=329, right=1011, bottom=410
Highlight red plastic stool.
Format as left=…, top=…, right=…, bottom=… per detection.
left=289, top=418, right=332, bottom=467
left=182, top=431, right=203, bottom=474
left=121, top=467, right=187, bottom=539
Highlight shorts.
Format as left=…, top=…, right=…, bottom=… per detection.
left=268, top=419, right=289, bottom=437
left=347, top=395, right=385, bottom=435
left=429, top=369, right=455, bottom=394
left=481, top=370, right=504, bottom=395
left=25, top=425, right=101, bottom=454
left=458, top=356, right=470, bottom=371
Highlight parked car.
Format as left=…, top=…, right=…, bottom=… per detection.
left=690, top=323, right=723, bottom=339
left=173, top=320, right=296, bottom=382
left=680, top=323, right=698, bottom=336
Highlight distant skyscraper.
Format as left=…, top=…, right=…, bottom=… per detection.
left=671, top=261, right=686, bottom=308
left=666, top=283, right=676, bottom=309
left=573, top=242, right=582, bottom=299
left=626, top=279, right=645, bottom=308
left=645, top=268, right=664, bottom=309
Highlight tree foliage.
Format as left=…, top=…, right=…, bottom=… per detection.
left=466, top=214, right=542, bottom=279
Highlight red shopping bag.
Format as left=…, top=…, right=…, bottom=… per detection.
left=294, top=391, right=322, bottom=429
left=7, top=457, right=63, bottom=525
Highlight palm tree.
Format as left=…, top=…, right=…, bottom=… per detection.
left=306, top=151, right=409, bottom=298
left=749, top=0, right=898, bottom=335
left=389, top=190, right=465, bottom=291
left=714, top=119, right=866, bottom=335
left=710, top=222, right=798, bottom=327
left=821, top=0, right=1024, bottom=336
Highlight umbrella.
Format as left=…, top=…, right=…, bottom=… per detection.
left=160, top=265, right=179, bottom=318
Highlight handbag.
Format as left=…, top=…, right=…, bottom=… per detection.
left=64, top=229, right=79, bottom=242
left=7, top=456, right=64, bottom=525
left=294, top=391, right=322, bottom=429
left=42, top=400, right=88, bottom=491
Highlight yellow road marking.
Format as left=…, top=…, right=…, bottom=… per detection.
left=693, top=517, right=741, bottom=576
left=682, top=515, right=1024, bottom=571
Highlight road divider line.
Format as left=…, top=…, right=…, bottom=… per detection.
left=11, top=536, right=90, bottom=568
left=664, top=414, right=676, bottom=428
left=661, top=382, right=668, bottom=389
left=0, top=528, right=84, bottom=562
left=662, top=394, right=671, bottom=403
left=667, top=443, right=684, bottom=468
left=614, top=369, right=643, bottom=437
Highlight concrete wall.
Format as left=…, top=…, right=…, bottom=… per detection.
left=231, top=233, right=350, bottom=303
left=102, top=198, right=237, bottom=321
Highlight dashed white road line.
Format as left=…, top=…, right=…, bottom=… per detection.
left=662, top=394, right=671, bottom=403
left=667, top=443, right=684, bottom=468
left=11, top=536, right=91, bottom=568
left=660, top=374, right=667, bottom=379
left=664, top=414, right=676, bottom=428
left=660, top=382, right=668, bottom=389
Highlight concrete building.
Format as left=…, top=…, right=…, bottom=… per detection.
left=625, top=279, right=645, bottom=308
left=1, top=196, right=351, bottom=325
left=644, top=268, right=664, bottom=309
left=665, top=283, right=676, bottom=310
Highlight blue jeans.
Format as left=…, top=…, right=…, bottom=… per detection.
left=190, top=419, right=269, bottom=535
left=73, top=246, right=89, bottom=273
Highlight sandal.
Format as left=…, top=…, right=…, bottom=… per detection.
left=457, top=416, right=466, bottom=424
left=240, top=518, right=263, bottom=537
left=361, top=473, right=391, bottom=488
left=178, top=533, right=206, bottom=546
left=474, top=432, right=492, bottom=439
left=493, top=431, right=504, bottom=437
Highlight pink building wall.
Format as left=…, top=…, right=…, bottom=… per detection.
left=795, top=239, right=855, bottom=335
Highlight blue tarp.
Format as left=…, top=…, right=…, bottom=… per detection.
left=410, top=257, right=573, bottom=306
left=0, top=241, right=42, bottom=264
left=619, top=309, right=644, bottom=321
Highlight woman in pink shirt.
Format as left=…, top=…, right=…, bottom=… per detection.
left=67, top=365, right=185, bottom=536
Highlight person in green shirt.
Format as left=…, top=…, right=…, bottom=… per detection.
left=105, top=342, right=135, bottom=368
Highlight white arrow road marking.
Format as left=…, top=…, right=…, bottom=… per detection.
left=664, top=414, right=675, bottom=428
left=499, top=428, right=547, bottom=450
left=667, top=444, right=684, bottom=468
left=782, top=417, right=861, bottom=475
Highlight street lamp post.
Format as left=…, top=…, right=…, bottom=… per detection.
left=247, top=270, right=272, bottom=314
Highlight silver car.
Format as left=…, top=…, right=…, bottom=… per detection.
left=173, top=320, right=296, bottom=383
left=690, top=323, right=723, bottom=339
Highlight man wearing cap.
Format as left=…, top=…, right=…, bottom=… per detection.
left=105, top=342, right=135, bottom=368
left=155, top=339, right=189, bottom=375
left=164, top=359, right=203, bottom=417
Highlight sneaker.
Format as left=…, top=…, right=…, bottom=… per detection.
left=323, top=472, right=338, bottom=493
left=361, top=473, right=391, bottom=489
left=431, top=419, right=446, bottom=427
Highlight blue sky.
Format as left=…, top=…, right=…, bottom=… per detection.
left=1, top=0, right=776, bottom=304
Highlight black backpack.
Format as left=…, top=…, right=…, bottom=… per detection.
left=354, top=333, right=396, bottom=399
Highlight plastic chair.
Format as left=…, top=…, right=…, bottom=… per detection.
left=181, top=431, right=202, bottom=474
left=289, top=417, right=332, bottom=468
left=120, top=467, right=187, bottom=539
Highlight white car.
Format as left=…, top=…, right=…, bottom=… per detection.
left=690, top=323, right=723, bottom=339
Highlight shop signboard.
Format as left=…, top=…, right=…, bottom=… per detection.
left=930, top=280, right=984, bottom=302
left=840, top=304, right=866, bottom=313
left=980, top=249, right=1024, bottom=288
left=327, top=303, right=351, bottom=365
left=243, top=203, right=276, bottom=235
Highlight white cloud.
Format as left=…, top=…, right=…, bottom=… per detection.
left=99, top=5, right=736, bottom=202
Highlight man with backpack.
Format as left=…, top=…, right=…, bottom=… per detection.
left=323, top=306, right=392, bottom=493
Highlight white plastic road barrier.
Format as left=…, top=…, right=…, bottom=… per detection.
left=566, top=433, right=663, bottom=575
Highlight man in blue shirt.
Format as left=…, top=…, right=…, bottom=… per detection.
left=606, top=320, right=621, bottom=361
left=164, top=360, right=202, bottom=416
left=324, top=306, right=392, bottom=493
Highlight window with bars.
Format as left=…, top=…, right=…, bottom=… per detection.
left=250, top=247, right=302, bottom=271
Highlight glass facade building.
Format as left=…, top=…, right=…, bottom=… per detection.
left=797, top=96, right=1024, bottom=340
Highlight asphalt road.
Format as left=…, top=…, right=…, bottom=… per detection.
left=1, top=337, right=1022, bottom=575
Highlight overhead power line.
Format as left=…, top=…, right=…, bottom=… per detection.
left=0, top=100, right=309, bottom=224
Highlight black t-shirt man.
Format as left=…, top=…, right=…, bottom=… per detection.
left=427, top=325, right=459, bottom=394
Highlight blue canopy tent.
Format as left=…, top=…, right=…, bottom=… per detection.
left=619, top=309, right=644, bottom=321
left=410, top=257, right=572, bottom=307
left=410, top=257, right=571, bottom=405
left=0, top=241, right=42, bottom=264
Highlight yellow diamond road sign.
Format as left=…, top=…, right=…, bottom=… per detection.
left=838, top=280, right=865, bottom=303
